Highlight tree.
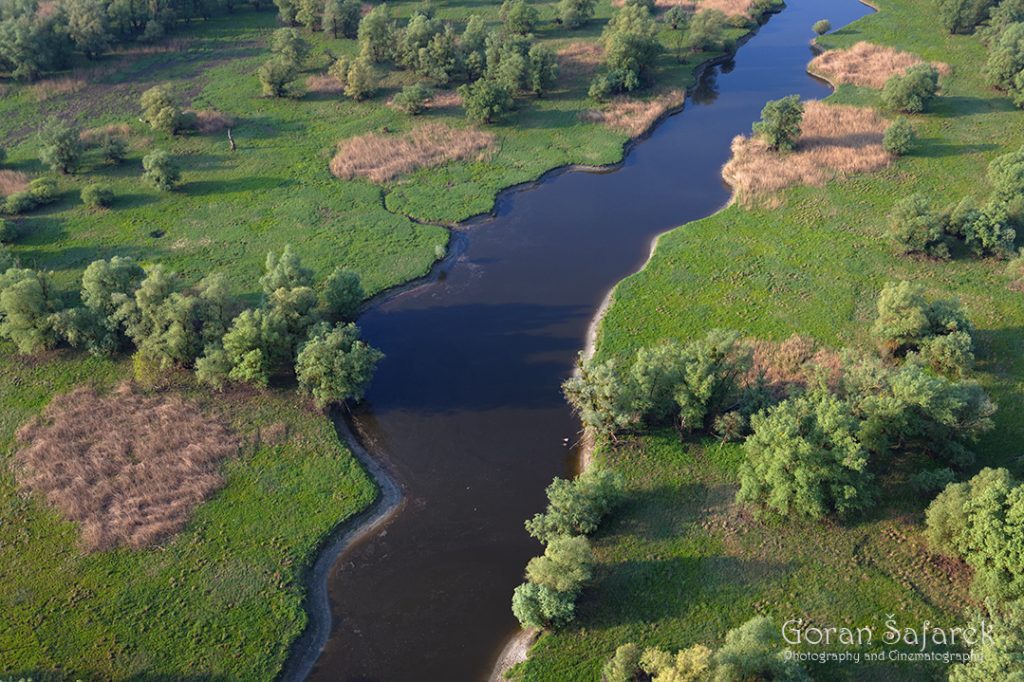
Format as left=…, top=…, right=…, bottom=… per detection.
left=460, top=15, right=488, bottom=79
left=344, top=55, right=377, bottom=100
left=38, top=117, right=82, bottom=174
left=66, top=0, right=112, bottom=58
left=926, top=468, right=1024, bottom=600
left=978, top=0, right=1024, bottom=45
left=672, top=329, right=753, bottom=434
left=600, top=4, right=661, bottom=93
left=140, top=84, right=182, bottom=134
left=984, top=21, right=1024, bottom=107
left=295, top=0, right=321, bottom=31
left=887, top=193, right=949, bottom=258
left=499, top=0, right=538, bottom=35
left=682, top=8, right=728, bottom=52
left=938, top=0, right=997, bottom=34
left=752, top=95, right=803, bottom=151
left=881, top=64, right=939, bottom=113
left=949, top=600, right=1024, bottom=681
left=261, top=245, right=314, bottom=295
left=295, top=322, right=383, bottom=407
left=0, top=266, right=64, bottom=354
left=558, top=0, right=596, bottom=29
left=322, top=0, right=361, bottom=38
left=737, top=390, right=873, bottom=520
left=664, top=5, right=689, bottom=30
left=392, top=82, right=432, bottom=114
left=883, top=116, right=915, bottom=155
left=274, top=0, right=298, bottom=24
left=81, top=183, right=113, bottom=208
left=511, top=581, right=575, bottom=629
left=525, top=534, right=594, bottom=594
left=603, top=643, right=642, bottom=682
left=142, top=150, right=181, bottom=190
left=320, top=266, right=364, bottom=320
left=99, top=133, right=128, bottom=164
left=812, top=19, right=831, bottom=35
left=871, top=280, right=973, bottom=357
left=525, top=467, right=624, bottom=543
left=418, top=25, right=460, bottom=84
left=270, top=27, right=310, bottom=65
left=458, top=78, right=513, bottom=123
left=563, top=356, right=639, bottom=437
left=961, top=202, right=1016, bottom=257
left=527, top=44, right=558, bottom=96
left=358, top=4, right=394, bottom=63
left=259, top=57, right=299, bottom=96
left=713, top=617, right=810, bottom=682
left=987, top=145, right=1024, bottom=205
left=640, top=644, right=713, bottom=682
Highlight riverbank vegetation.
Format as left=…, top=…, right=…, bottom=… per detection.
left=509, top=0, right=1024, bottom=679
left=0, top=0, right=796, bottom=677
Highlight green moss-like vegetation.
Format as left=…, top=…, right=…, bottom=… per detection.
left=513, top=0, right=1024, bottom=679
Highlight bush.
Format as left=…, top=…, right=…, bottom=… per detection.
left=641, top=645, right=713, bottom=681
left=985, top=22, right=1024, bottom=106
left=602, top=643, right=642, bottom=682
left=320, top=266, right=364, bottom=321
left=961, top=202, right=1017, bottom=257
left=100, top=134, right=128, bottom=164
left=527, top=44, right=558, bottom=97
left=142, top=150, right=181, bottom=191
left=140, top=84, right=181, bottom=134
left=881, top=64, right=939, bottom=113
left=558, top=0, right=596, bottom=29
left=682, top=8, right=728, bottom=52
left=258, top=57, right=299, bottom=97
left=270, top=27, right=310, bottom=66
left=910, top=467, right=956, bottom=495
left=322, top=0, right=362, bottom=38
left=883, top=116, right=915, bottom=155
left=392, top=83, right=433, bottom=115
left=295, top=322, right=383, bottom=408
left=525, top=535, right=594, bottom=594
left=28, top=177, right=57, bottom=203
left=525, top=468, right=624, bottom=543
left=0, top=267, right=63, bottom=354
left=812, top=19, right=831, bottom=34
left=458, top=79, right=514, bottom=124
left=4, top=191, right=37, bottom=215
left=871, top=280, right=973, bottom=357
left=926, top=468, right=1024, bottom=599
left=737, top=390, right=873, bottom=519
left=499, top=0, right=538, bottom=35
left=344, top=56, right=377, bottom=101
left=80, top=183, right=113, bottom=208
left=664, top=5, right=688, bottom=30
left=713, top=617, right=810, bottom=682
left=511, top=581, right=575, bottom=629
left=887, top=193, right=949, bottom=258
left=752, top=95, right=804, bottom=151
left=38, top=118, right=82, bottom=174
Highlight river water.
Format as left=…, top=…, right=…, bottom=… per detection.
left=306, top=1, right=873, bottom=679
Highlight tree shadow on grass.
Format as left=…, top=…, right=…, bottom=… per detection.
left=914, top=138, right=1000, bottom=159
left=183, top=176, right=293, bottom=196
left=936, top=94, right=1018, bottom=118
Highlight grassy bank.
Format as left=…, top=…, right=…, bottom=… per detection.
left=0, top=0, right=775, bottom=678
left=512, top=0, right=1024, bottom=679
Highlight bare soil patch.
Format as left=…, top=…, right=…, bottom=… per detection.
left=0, top=170, right=30, bottom=196
left=809, top=41, right=951, bottom=89
left=330, top=123, right=495, bottom=183
left=12, top=383, right=239, bottom=552
left=722, top=100, right=891, bottom=201
left=581, top=89, right=685, bottom=138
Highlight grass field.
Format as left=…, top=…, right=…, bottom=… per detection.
left=0, top=1, right=773, bottom=679
left=510, top=0, right=1024, bottom=679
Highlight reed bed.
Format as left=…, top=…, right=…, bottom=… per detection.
left=809, top=41, right=951, bottom=89
left=581, top=89, right=685, bottom=138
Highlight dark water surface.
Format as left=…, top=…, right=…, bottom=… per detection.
left=308, top=1, right=872, bottom=679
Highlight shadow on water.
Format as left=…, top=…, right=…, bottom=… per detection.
left=302, top=2, right=875, bottom=681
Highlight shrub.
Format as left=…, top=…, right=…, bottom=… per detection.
left=28, top=177, right=57, bottom=204
left=985, top=22, right=1024, bottom=106
left=270, top=27, right=310, bottom=66
left=603, top=644, right=642, bottom=682
left=919, top=329, right=975, bottom=376
left=511, top=581, right=575, bottom=629
left=737, top=390, right=872, bottom=519
left=0, top=267, right=63, bottom=354
left=664, top=5, right=688, bottom=30
left=38, top=118, right=82, bottom=174
left=713, top=617, right=811, bottom=682
left=558, top=0, right=596, bottom=29
left=871, top=280, right=972, bottom=357
left=320, top=266, right=364, bottom=321
left=987, top=145, right=1024, bottom=207
left=258, top=57, right=299, bottom=97
left=881, top=64, right=939, bottom=113
left=910, top=467, right=956, bottom=495
left=295, top=322, right=383, bottom=408
left=80, top=183, right=113, bottom=208
left=926, top=468, right=1024, bottom=599
left=978, top=0, right=1024, bottom=45
left=499, top=0, right=538, bottom=35
left=458, top=79, right=514, bottom=124
left=344, top=55, right=378, bottom=101
left=392, top=83, right=432, bottom=115
left=682, top=8, right=729, bottom=52
left=673, top=329, right=753, bottom=433
left=525, top=467, right=624, bottom=543
left=142, top=150, right=181, bottom=191
left=961, top=202, right=1017, bottom=257
left=883, top=116, right=915, bottom=155
left=140, top=84, right=181, bottom=134
left=641, top=645, right=713, bottom=681
left=563, top=356, right=639, bottom=437
left=4, top=191, right=37, bottom=215
left=812, top=19, right=831, bottom=35
left=887, top=193, right=949, bottom=258
left=100, top=134, right=128, bottom=163
left=752, top=95, right=804, bottom=151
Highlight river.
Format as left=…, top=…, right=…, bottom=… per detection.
left=303, top=1, right=873, bottom=679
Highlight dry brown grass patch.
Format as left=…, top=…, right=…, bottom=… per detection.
left=189, top=109, right=234, bottom=134
left=426, top=90, right=463, bottom=110
left=12, top=383, right=239, bottom=552
left=29, top=76, right=86, bottom=102
left=557, top=42, right=604, bottom=81
left=0, top=170, right=30, bottom=196
left=330, top=123, right=495, bottom=183
left=79, top=123, right=132, bottom=145
left=809, top=41, right=951, bottom=89
left=748, top=334, right=842, bottom=398
left=614, top=0, right=754, bottom=14
left=722, top=100, right=891, bottom=202
left=306, top=73, right=345, bottom=94
left=581, top=89, right=685, bottom=138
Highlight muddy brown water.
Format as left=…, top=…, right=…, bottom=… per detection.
left=301, top=1, right=874, bottom=679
